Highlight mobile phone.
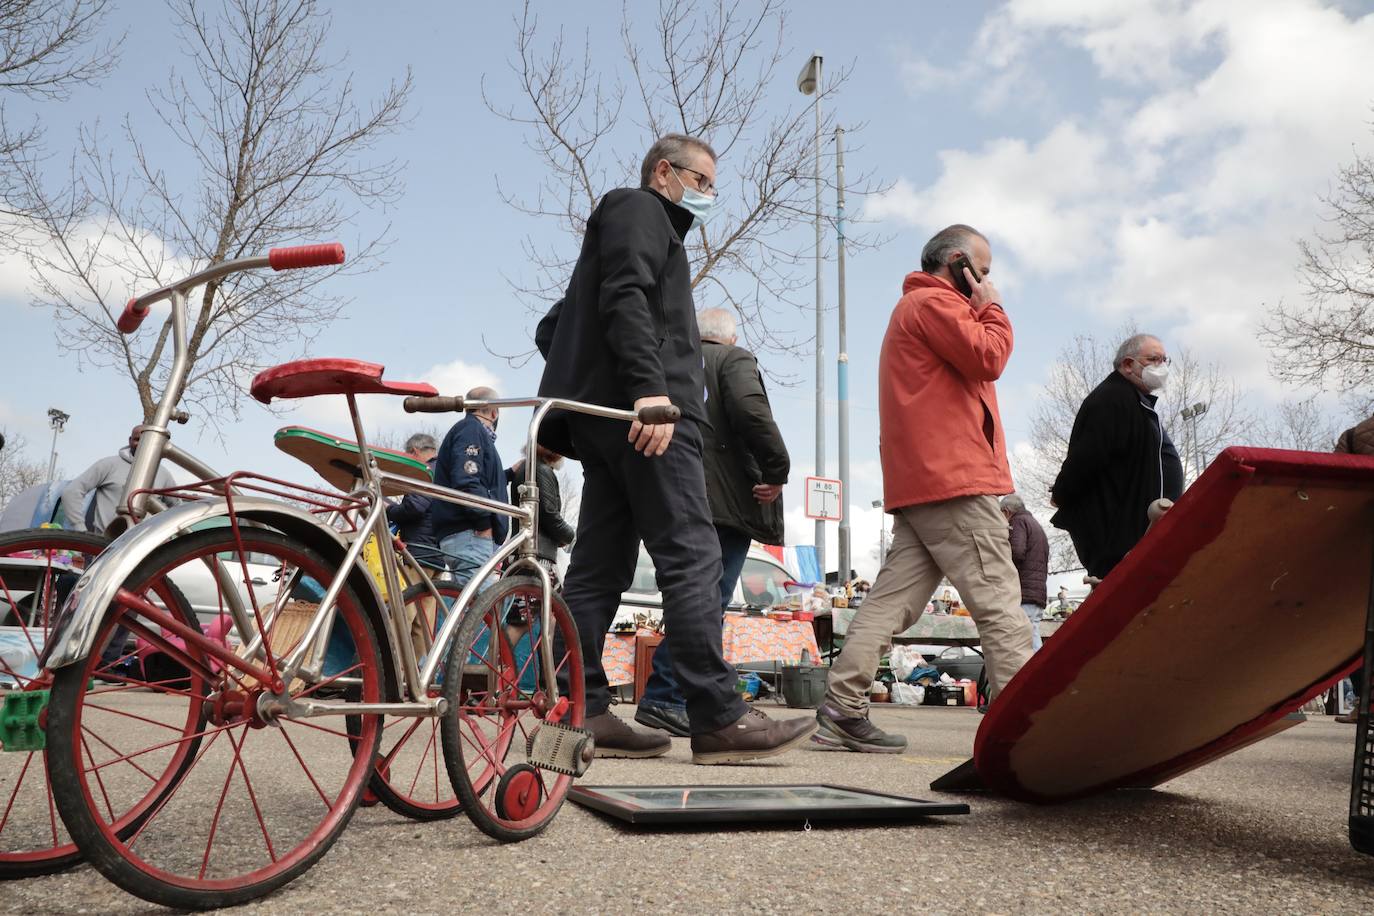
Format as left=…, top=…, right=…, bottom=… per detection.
left=949, top=254, right=980, bottom=297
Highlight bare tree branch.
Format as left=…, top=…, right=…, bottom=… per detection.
left=0, top=0, right=121, bottom=222
left=1260, top=135, right=1374, bottom=404
left=8, top=0, right=411, bottom=430
left=0, top=429, right=52, bottom=512
left=485, top=0, right=892, bottom=371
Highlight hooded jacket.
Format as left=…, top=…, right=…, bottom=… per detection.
left=61, top=448, right=176, bottom=533
left=878, top=271, right=1014, bottom=510
left=1050, top=371, right=1184, bottom=578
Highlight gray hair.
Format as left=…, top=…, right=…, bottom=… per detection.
left=920, top=224, right=987, bottom=273
left=404, top=433, right=437, bottom=454
left=1000, top=493, right=1026, bottom=514
left=640, top=133, right=718, bottom=187
left=697, top=307, right=737, bottom=343
left=1113, top=334, right=1161, bottom=369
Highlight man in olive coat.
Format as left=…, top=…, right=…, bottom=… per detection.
left=635, top=308, right=790, bottom=736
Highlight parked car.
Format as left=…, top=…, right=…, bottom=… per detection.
left=612, top=545, right=796, bottom=628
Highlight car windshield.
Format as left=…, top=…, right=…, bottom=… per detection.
left=737, top=558, right=791, bottom=607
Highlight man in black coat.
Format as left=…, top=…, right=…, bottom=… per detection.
left=534, top=133, right=815, bottom=764
left=1051, top=334, right=1185, bottom=580
left=1000, top=493, right=1049, bottom=650
left=635, top=308, right=790, bottom=737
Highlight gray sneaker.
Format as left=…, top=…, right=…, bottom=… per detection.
left=813, top=702, right=907, bottom=753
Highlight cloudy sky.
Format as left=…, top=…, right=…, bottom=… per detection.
left=2, top=0, right=1372, bottom=584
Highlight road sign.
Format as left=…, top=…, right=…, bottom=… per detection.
left=805, top=476, right=843, bottom=521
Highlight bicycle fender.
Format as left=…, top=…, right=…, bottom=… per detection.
left=41, top=499, right=390, bottom=681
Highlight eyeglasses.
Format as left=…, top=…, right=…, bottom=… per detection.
left=1137, top=355, right=1171, bottom=366
left=670, top=162, right=716, bottom=196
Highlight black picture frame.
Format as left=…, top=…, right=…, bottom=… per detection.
left=568, top=783, right=970, bottom=826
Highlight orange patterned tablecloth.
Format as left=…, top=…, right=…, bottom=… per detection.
left=601, top=617, right=820, bottom=686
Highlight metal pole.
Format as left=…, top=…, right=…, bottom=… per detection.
left=835, top=125, right=850, bottom=585
left=45, top=408, right=69, bottom=485
left=812, top=56, right=826, bottom=576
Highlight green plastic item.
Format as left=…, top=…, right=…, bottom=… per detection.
left=0, top=690, right=50, bottom=752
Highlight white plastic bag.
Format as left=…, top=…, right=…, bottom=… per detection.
left=889, top=646, right=927, bottom=682
left=889, top=682, right=925, bottom=706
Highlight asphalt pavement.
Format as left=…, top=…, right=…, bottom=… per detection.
left=5, top=703, right=1372, bottom=914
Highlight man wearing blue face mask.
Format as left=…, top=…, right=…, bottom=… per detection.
left=534, top=133, right=817, bottom=764
left=1050, top=334, right=1185, bottom=580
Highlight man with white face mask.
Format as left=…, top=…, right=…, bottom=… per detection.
left=1050, top=333, right=1185, bottom=580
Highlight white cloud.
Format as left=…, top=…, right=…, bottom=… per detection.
left=878, top=0, right=1374, bottom=397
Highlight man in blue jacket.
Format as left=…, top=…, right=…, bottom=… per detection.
left=433, top=387, right=507, bottom=588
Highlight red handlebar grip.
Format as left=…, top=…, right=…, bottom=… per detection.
left=636, top=404, right=681, bottom=425
left=268, top=242, right=345, bottom=271
left=116, top=298, right=149, bottom=334
left=403, top=396, right=466, bottom=414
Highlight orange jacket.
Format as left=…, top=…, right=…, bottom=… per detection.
left=878, top=271, right=1014, bottom=510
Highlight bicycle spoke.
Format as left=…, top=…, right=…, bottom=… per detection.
left=278, top=727, right=331, bottom=809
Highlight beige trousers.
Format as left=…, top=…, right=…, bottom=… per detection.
left=826, top=494, right=1034, bottom=717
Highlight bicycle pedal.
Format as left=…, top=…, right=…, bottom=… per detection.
left=526, top=721, right=595, bottom=777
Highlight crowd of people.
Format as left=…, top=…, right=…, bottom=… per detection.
left=45, top=130, right=1374, bottom=763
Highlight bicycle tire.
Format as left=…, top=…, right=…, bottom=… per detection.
left=45, top=527, right=383, bottom=909
left=439, top=575, right=584, bottom=843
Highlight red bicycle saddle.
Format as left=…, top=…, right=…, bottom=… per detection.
left=250, top=358, right=438, bottom=404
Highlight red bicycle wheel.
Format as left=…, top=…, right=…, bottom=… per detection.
left=0, top=528, right=180, bottom=879
left=45, top=527, right=383, bottom=909
left=440, top=576, right=584, bottom=842
left=352, top=580, right=460, bottom=820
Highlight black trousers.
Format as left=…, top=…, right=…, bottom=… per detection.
left=559, top=416, right=746, bottom=734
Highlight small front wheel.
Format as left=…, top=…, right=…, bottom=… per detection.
left=440, top=576, right=583, bottom=842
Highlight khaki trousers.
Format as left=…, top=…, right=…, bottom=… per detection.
left=826, top=494, right=1034, bottom=717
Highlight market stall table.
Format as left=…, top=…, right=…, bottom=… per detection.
left=602, top=615, right=821, bottom=687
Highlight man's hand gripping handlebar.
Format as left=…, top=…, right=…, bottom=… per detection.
left=403, top=393, right=682, bottom=455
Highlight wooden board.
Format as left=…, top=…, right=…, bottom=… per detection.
left=941, top=447, right=1374, bottom=803
left=273, top=426, right=431, bottom=496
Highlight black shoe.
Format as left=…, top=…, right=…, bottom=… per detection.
left=813, top=701, right=907, bottom=753
left=584, top=712, right=671, bottom=758
left=690, top=707, right=817, bottom=765
left=634, top=701, right=691, bottom=738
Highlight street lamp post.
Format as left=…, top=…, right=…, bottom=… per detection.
left=1181, top=401, right=1208, bottom=481
left=46, top=408, right=70, bottom=485
left=797, top=51, right=825, bottom=575
left=872, top=499, right=886, bottom=565
left=835, top=125, right=850, bottom=584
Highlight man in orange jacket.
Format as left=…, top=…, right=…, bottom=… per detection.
left=817, top=224, right=1035, bottom=753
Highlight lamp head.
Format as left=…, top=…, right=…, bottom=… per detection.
left=796, top=53, right=822, bottom=94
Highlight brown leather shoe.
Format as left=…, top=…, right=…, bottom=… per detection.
left=585, top=712, right=671, bottom=758
left=1335, top=711, right=1360, bottom=724
left=690, top=707, right=819, bottom=765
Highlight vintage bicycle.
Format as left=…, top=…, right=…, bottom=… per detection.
left=0, top=245, right=461, bottom=879
left=36, top=358, right=678, bottom=908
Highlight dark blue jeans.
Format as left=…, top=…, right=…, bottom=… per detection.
left=640, top=524, right=753, bottom=710
left=556, top=417, right=747, bottom=734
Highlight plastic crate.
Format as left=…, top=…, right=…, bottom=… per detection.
left=0, top=689, right=49, bottom=752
